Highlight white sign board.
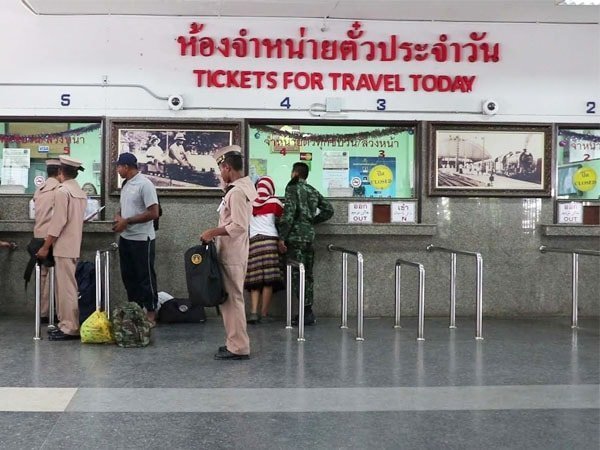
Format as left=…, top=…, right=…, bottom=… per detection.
left=1, top=148, right=30, bottom=187
left=558, top=202, right=583, bottom=224
left=391, top=201, right=416, bottom=223
left=348, top=202, right=373, bottom=224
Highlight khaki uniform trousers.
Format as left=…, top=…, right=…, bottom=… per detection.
left=220, top=263, right=250, bottom=355
left=54, top=257, right=79, bottom=335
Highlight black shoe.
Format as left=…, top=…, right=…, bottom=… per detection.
left=48, top=330, right=80, bottom=341
left=291, top=311, right=316, bottom=326
left=218, top=345, right=227, bottom=352
left=214, top=347, right=249, bottom=360
left=246, top=313, right=260, bottom=324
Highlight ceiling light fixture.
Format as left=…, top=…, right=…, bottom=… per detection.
left=556, top=1, right=600, bottom=5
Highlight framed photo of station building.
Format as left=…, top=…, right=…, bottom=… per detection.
left=428, top=123, right=552, bottom=197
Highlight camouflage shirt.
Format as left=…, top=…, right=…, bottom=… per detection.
left=278, top=178, right=334, bottom=243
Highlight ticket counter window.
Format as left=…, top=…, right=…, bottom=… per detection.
left=556, top=127, right=600, bottom=225
left=0, top=121, right=102, bottom=196
left=248, top=122, right=417, bottom=199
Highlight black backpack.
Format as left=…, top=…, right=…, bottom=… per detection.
left=184, top=242, right=227, bottom=307
left=76, top=261, right=96, bottom=324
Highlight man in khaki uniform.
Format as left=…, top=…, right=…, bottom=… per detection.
left=36, top=156, right=87, bottom=341
left=200, top=145, right=257, bottom=360
left=32, top=159, right=61, bottom=322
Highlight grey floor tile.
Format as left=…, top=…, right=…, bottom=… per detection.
left=38, top=409, right=599, bottom=450
left=0, top=412, right=61, bottom=450
left=0, top=316, right=598, bottom=389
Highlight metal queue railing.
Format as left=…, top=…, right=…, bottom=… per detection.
left=394, top=258, right=425, bottom=341
left=95, top=242, right=118, bottom=320
left=539, top=245, right=600, bottom=328
left=327, top=244, right=365, bottom=341
left=426, top=244, right=484, bottom=340
left=34, top=265, right=55, bottom=340
left=286, top=258, right=306, bottom=342
left=34, top=243, right=118, bottom=340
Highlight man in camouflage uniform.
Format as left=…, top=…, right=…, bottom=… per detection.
left=278, top=162, right=333, bottom=325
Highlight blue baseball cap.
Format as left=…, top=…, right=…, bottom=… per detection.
left=115, top=153, right=138, bottom=167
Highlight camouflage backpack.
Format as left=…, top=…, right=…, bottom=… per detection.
left=111, top=302, right=151, bottom=348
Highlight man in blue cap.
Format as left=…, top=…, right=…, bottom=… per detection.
left=112, top=152, right=160, bottom=326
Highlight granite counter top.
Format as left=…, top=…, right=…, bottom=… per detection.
left=316, top=223, right=437, bottom=236
left=0, top=220, right=116, bottom=234
left=541, top=225, right=600, bottom=237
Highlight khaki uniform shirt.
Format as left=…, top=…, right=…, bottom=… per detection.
left=47, top=179, right=87, bottom=258
left=216, top=176, right=257, bottom=265
left=33, top=177, right=60, bottom=239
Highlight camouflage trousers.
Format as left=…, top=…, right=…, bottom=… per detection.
left=286, top=242, right=314, bottom=307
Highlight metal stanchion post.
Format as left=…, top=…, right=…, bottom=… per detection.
left=48, top=266, right=56, bottom=328
left=104, top=250, right=111, bottom=317
left=418, top=265, right=425, bottom=341
left=476, top=254, right=484, bottom=340
left=298, top=264, right=306, bottom=342
left=571, top=253, right=578, bottom=329
left=340, top=252, right=348, bottom=329
left=394, top=264, right=401, bottom=328
left=449, top=252, right=457, bottom=329
left=286, top=264, right=292, bottom=329
left=34, top=264, right=41, bottom=340
left=95, top=250, right=102, bottom=310
left=356, top=253, right=364, bottom=341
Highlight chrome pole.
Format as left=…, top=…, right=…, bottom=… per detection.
left=286, top=264, right=292, bottom=329
left=449, top=252, right=457, bottom=329
left=34, top=264, right=41, bottom=340
left=298, top=263, right=306, bottom=342
left=340, top=252, right=348, bottom=329
left=356, top=252, right=364, bottom=341
left=476, top=254, right=484, bottom=340
left=417, top=264, right=425, bottom=341
left=94, top=250, right=102, bottom=311
left=104, top=250, right=111, bottom=316
left=571, top=253, right=579, bottom=329
left=394, top=264, right=401, bottom=328
left=48, top=266, right=56, bottom=328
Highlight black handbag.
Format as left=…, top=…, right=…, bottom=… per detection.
left=157, top=298, right=206, bottom=323
left=184, top=242, right=227, bottom=307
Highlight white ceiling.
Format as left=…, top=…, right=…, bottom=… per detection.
left=19, top=0, right=600, bottom=23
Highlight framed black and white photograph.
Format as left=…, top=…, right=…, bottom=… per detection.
left=109, top=120, right=242, bottom=195
left=429, top=123, right=552, bottom=197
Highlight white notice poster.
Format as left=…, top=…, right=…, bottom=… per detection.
left=1, top=148, right=30, bottom=188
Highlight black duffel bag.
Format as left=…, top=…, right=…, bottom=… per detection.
left=157, top=298, right=206, bottom=323
left=184, top=242, right=227, bottom=307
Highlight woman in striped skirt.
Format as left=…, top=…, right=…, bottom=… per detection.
left=244, top=176, right=284, bottom=324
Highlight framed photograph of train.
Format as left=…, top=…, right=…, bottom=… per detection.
left=109, top=120, right=242, bottom=195
left=428, top=123, right=552, bottom=197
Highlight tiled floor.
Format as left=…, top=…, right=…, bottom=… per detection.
left=0, top=315, right=598, bottom=449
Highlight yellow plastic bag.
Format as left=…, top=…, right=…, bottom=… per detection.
left=80, top=310, right=114, bottom=344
